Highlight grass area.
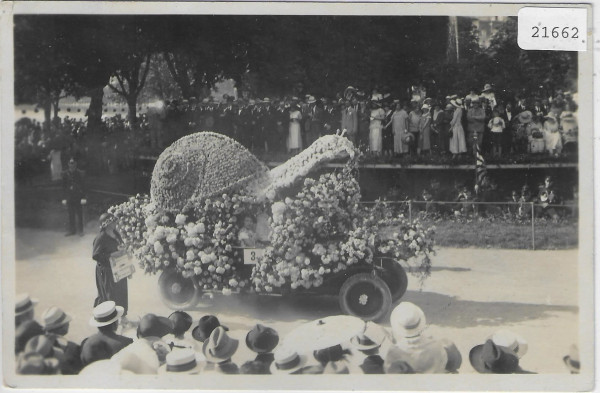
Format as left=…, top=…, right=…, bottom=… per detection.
left=422, top=219, right=577, bottom=250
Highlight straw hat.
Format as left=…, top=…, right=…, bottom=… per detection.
left=41, top=306, right=72, bottom=331
left=158, top=348, right=204, bottom=374
left=89, top=301, right=124, bottom=327
left=15, top=293, right=38, bottom=316
left=270, top=347, right=308, bottom=374
left=350, top=322, right=388, bottom=352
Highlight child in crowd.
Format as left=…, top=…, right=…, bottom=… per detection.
left=488, top=110, right=505, bottom=157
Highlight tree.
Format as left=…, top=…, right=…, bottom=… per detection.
left=14, top=16, right=77, bottom=129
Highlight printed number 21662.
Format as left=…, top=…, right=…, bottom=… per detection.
left=532, top=26, right=579, bottom=39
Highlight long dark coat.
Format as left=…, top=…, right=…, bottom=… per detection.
left=92, top=231, right=128, bottom=314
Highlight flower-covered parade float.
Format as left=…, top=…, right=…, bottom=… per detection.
left=109, top=131, right=434, bottom=321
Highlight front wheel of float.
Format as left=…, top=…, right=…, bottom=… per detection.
left=338, top=272, right=392, bottom=322
left=158, top=269, right=200, bottom=310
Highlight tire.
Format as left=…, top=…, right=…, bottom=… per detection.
left=158, top=269, right=200, bottom=310
left=380, top=260, right=408, bottom=302
left=338, top=273, right=392, bottom=322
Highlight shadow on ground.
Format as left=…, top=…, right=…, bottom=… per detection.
left=184, top=289, right=578, bottom=330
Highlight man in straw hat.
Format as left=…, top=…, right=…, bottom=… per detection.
left=480, top=83, right=497, bottom=110
left=80, top=301, right=133, bottom=366
left=385, top=302, right=448, bottom=373
left=270, top=346, right=309, bottom=375
left=40, top=306, right=82, bottom=374
left=15, top=293, right=38, bottom=327
left=158, top=348, right=204, bottom=375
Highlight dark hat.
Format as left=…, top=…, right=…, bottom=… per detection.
left=360, top=355, right=385, bottom=374
left=385, top=359, right=415, bottom=374
left=168, top=311, right=193, bottom=336
left=313, top=344, right=347, bottom=365
left=80, top=335, right=113, bottom=366
left=137, top=314, right=174, bottom=339
left=240, top=360, right=270, bottom=375
left=192, top=315, right=228, bottom=342
left=15, top=320, right=44, bottom=354
left=442, top=340, right=463, bottom=372
left=16, top=352, right=60, bottom=375
left=246, top=324, right=279, bottom=354
left=469, top=339, right=519, bottom=374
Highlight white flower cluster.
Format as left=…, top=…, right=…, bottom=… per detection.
left=265, top=134, right=356, bottom=200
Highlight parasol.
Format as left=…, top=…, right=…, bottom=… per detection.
left=280, top=315, right=365, bottom=354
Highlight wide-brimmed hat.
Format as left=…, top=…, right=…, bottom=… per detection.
left=270, top=347, right=308, bottom=374
left=350, top=322, right=387, bottom=352
left=89, top=301, right=124, bottom=327
left=563, top=344, right=579, bottom=373
left=41, top=306, right=72, bottom=331
left=16, top=352, right=60, bottom=375
left=421, top=104, right=431, bottom=111
left=158, top=348, right=204, bottom=374
left=202, top=326, right=239, bottom=363
left=450, top=99, right=463, bottom=108
left=281, top=315, right=364, bottom=353
left=246, top=324, right=279, bottom=354
left=169, top=311, right=193, bottom=336
left=390, top=302, right=427, bottom=340
left=192, top=315, right=228, bottom=342
left=307, top=96, right=317, bottom=104
left=518, top=111, right=533, bottom=124
left=79, top=359, right=125, bottom=376
left=482, top=83, right=493, bottom=92
left=469, top=339, right=519, bottom=373
left=403, top=133, right=415, bottom=144
left=137, top=314, right=173, bottom=339
left=488, top=330, right=528, bottom=359
left=323, top=359, right=350, bottom=374
left=15, top=293, right=38, bottom=316
left=544, top=113, right=557, bottom=121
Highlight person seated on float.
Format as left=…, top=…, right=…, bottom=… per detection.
left=238, top=215, right=258, bottom=248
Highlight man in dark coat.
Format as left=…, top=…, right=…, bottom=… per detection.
left=62, top=158, right=86, bottom=236
left=80, top=301, right=133, bottom=367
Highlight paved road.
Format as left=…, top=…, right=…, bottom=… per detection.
left=13, top=227, right=578, bottom=374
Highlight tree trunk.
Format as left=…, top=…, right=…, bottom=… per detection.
left=127, top=95, right=138, bottom=127
left=43, top=100, right=51, bottom=132
left=52, top=98, right=59, bottom=120
left=87, top=86, right=104, bottom=131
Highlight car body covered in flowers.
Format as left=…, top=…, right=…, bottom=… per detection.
left=110, top=132, right=434, bottom=321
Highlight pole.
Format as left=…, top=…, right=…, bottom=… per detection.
left=408, top=200, right=413, bottom=222
left=531, top=202, right=536, bottom=250
left=454, top=16, right=460, bottom=62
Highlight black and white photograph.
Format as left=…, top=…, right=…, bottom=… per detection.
left=1, top=1, right=594, bottom=391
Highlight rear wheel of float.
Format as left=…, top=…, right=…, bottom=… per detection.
left=158, top=270, right=200, bottom=310
left=338, top=273, right=392, bottom=322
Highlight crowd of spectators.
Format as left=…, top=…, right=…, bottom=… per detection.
left=15, top=293, right=580, bottom=376
left=14, top=83, right=578, bottom=184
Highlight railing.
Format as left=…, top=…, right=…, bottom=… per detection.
left=359, top=200, right=577, bottom=250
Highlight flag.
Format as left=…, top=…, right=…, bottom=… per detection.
left=475, top=143, right=488, bottom=188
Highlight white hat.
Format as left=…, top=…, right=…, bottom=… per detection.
left=488, top=330, right=528, bottom=358
left=41, top=306, right=72, bottom=331
left=112, top=340, right=162, bottom=374
left=482, top=83, right=493, bottom=92
left=15, top=293, right=38, bottom=316
left=307, top=96, right=317, bottom=104
left=350, top=322, right=388, bottom=351
left=421, top=104, right=431, bottom=111
left=89, top=301, right=124, bottom=327
left=79, top=359, right=124, bottom=376
left=270, top=347, right=308, bottom=374
left=450, top=98, right=464, bottom=108
left=158, top=348, right=204, bottom=374
left=390, top=302, right=427, bottom=340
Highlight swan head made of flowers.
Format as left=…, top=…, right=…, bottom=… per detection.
left=151, top=131, right=357, bottom=211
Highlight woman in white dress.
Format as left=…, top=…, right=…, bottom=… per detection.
left=369, top=101, right=385, bottom=155
left=543, top=113, right=562, bottom=155
left=288, top=105, right=303, bottom=154
left=448, top=99, right=467, bottom=157
left=48, top=148, right=62, bottom=181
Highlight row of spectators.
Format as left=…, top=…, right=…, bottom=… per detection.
left=14, top=294, right=579, bottom=375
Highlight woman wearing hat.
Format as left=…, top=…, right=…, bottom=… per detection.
left=288, top=104, right=303, bottom=154
left=543, top=113, right=563, bottom=155
left=92, top=213, right=129, bottom=319
left=418, top=104, right=432, bottom=155
left=448, top=99, right=467, bottom=157
left=368, top=101, right=386, bottom=156
left=389, top=101, right=409, bottom=156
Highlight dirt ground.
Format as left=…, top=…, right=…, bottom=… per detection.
left=11, top=224, right=579, bottom=375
